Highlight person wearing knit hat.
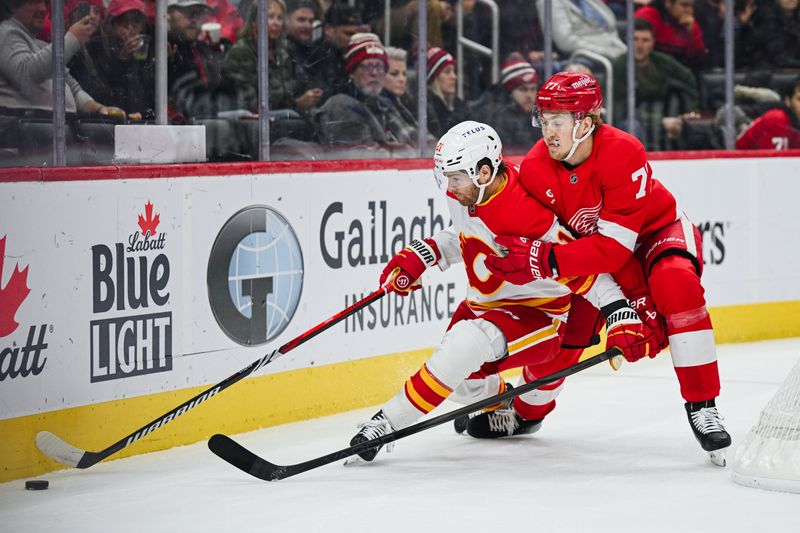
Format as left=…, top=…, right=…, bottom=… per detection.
left=501, top=58, right=539, bottom=118
left=315, top=32, right=422, bottom=156
left=344, top=33, right=388, bottom=75
left=501, top=59, right=538, bottom=94
left=426, top=46, right=455, bottom=85
left=425, top=46, right=468, bottom=137
left=341, top=32, right=389, bottom=98
left=472, top=56, right=542, bottom=154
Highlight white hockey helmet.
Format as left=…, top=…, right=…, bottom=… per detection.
left=433, top=121, right=503, bottom=204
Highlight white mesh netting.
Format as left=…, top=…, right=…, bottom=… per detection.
left=732, top=358, right=800, bottom=493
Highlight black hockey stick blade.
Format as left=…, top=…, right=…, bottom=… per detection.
left=208, top=347, right=623, bottom=481
left=36, top=287, right=388, bottom=469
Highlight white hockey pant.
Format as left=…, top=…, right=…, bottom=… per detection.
left=382, top=319, right=508, bottom=429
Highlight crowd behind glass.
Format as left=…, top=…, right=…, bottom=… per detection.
left=0, top=0, right=798, bottom=167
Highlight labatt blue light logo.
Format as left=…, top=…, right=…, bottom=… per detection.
left=90, top=201, right=173, bottom=382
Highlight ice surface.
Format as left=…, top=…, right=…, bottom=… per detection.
left=2, top=338, right=800, bottom=533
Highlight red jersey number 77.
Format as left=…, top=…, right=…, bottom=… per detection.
left=631, top=163, right=651, bottom=200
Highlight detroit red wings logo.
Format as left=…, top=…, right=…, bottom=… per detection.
left=567, top=202, right=602, bottom=236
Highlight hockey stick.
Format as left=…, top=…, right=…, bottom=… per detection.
left=36, top=287, right=389, bottom=469
left=208, top=347, right=623, bottom=481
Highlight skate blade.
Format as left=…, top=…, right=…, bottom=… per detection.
left=343, top=456, right=362, bottom=466
left=708, top=448, right=727, bottom=467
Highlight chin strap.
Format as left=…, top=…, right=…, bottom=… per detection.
left=473, top=165, right=499, bottom=205
left=561, top=118, right=595, bottom=162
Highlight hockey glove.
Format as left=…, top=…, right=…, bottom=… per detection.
left=380, top=238, right=441, bottom=295
left=484, top=236, right=555, bottom=285
left=602, top=300, right=660, bottom=363
left=627, top=291, right=669, bottom=354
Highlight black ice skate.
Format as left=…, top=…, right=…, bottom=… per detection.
left=348, top=410, right=395, bottom=462
left=685, top=399, right=731, bottom=467
left=466, top=407, right=542, bottom=438
left=454, top=383, right=513, bottom=434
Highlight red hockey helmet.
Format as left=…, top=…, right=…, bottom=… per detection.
left=533, top=72, right=603, bottom=126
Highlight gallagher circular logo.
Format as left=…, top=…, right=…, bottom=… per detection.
left=207, top=206, right=304, bottom=346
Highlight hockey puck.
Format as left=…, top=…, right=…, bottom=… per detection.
left=25, top=480, right=49, bottom=491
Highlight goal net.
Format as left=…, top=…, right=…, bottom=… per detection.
left=732, top=358, right=800, bottom=493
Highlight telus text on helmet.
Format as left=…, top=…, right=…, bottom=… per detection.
left=461, top=125, right=486, bottom=137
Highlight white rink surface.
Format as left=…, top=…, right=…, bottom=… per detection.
left=3, top=338, right=800, bottom=533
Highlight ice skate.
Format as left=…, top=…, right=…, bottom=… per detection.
left=454, top=383, right=513, bottom=434
left=466, top=407, right=542, bottom=438
left=347, top=411, right=395, bottom=463
left=685, top=399, right=731, bottom=467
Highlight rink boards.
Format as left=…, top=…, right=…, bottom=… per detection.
left=1, top=152, right=799, bottom=481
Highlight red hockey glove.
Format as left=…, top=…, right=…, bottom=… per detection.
left=484, top=236, right=555, bottom=285
left=602, top=300, right=661, bottom=363
left=380, top=238, right=441, bottom=295
left=627, top=291, right=669, bottom=354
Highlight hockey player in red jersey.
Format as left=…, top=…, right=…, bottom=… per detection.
left=484, top=71, right=731, bottom=466
left=349, top=121, right=661, bottom=462
left=736, top=77, right=800, bottom=150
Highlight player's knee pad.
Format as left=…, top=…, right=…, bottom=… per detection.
left=649, top=255, right=711, bottom=331
left=426, top=319, right=507, bottom=387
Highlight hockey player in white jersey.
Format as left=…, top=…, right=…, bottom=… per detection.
left=349, top=121, right=662, bottom=461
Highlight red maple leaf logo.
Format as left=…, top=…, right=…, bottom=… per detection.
left=138, top=201, right=160, bottom=236
left=0, top=235, right=31, bottom=337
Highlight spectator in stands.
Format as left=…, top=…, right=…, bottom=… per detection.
left=306, top=3, right=365, bottom=102
left=69, top=0, right=155, bottom=119
left=613, top=18, right=699, bottom=149
left=315, top=32, right=420, bottom=156
left=635, top=0, right=706, bottom=69
left=223, top=0, right=300, bottom=113
left=425, top=46, right=468, bottom=137
left=736, top=76, right=800, bottom=150
left=694, top=0, right=757, bottom=69
left=384, top=45, right=442, bottom=140
left=536, top=0, right=627, bottom=60
left=475, top=57, right=542, bottom=154
left=384, top=46, right=413, bottom=110
left=167, top=0, right=231, bottom=122
left=284, top=0, right=318, bottom=89
left=740, top=0, right=800, bottom=70
left=0, top=0, right=125, bottom=139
